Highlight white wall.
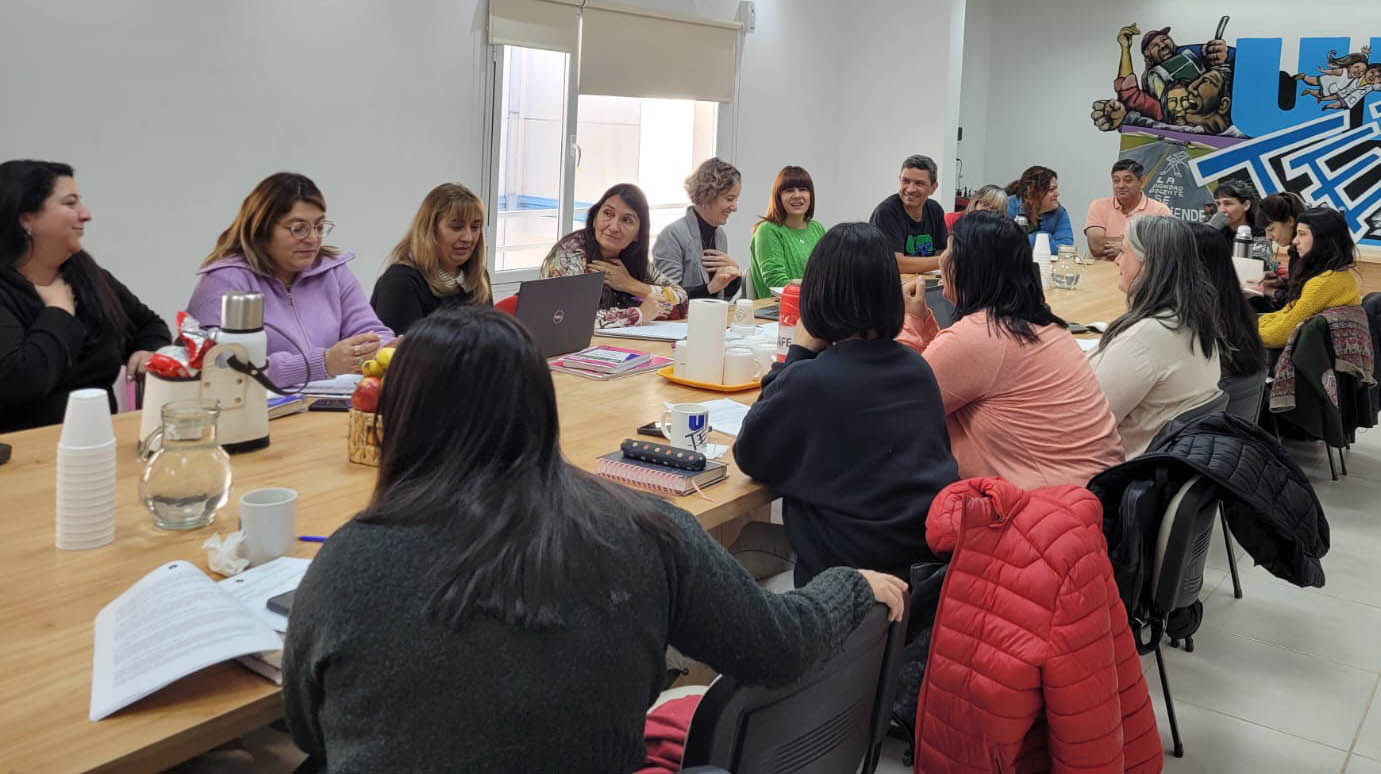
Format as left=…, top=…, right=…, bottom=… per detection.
left=0, top=0, right=489, bottom=323
left=832, top=0, right=965, bottom=227
left=3, top=0, right=967, bottom=311
left=956, top=0, right=992, bottom=194
left=973, top=0, right=1380, bottom=246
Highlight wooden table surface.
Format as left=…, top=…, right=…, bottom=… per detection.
left=0, top=261, right=1128, bottom=773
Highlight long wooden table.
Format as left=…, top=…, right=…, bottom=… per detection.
left=0, top=262, right=1128, bottom=773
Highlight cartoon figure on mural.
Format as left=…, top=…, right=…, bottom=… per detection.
left=1294, top=48, right=1381, bottom=111
left=1091, top=18, right=1239, bottom=137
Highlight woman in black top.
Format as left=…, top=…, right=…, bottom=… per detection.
left=282, top=305, right=905, bottom=773
left=0, top=160, right=169, bottom=432
left=734, top=222, right=959, bottom=587
left=370, top=183, right=493, bottom=334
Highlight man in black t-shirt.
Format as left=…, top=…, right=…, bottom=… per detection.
left=868, top=154, right=948, bottom=274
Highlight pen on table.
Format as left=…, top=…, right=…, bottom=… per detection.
left=298, top=535, right=328, bottom=543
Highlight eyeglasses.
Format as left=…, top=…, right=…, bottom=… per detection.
left=280, top=220, right=334, bottom=240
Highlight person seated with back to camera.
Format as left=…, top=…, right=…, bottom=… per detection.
left=733, top=222, right=959, bottom=589
left=897, top=211, right=1125, bottom=488
left=280, top=304, right=907, bottom=773
left=652, top=157, right=743, bottom=301
left=540, top=183, right=688, bottom=329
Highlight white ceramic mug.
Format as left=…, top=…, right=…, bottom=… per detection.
left=238, top=488, right=298, bottom=566
left=660, top=403, right=711, bottom=452
left=750, top=341, right=776, bottom=374
left=724, top=346, right=763, bottom=385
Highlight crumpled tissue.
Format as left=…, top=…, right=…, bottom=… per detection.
left=203, top=531, right=250, bottom=576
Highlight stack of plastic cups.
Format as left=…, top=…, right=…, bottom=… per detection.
left=56, top=389, right=117, bottom=550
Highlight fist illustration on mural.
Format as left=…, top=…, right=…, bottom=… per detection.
left=1090, top=99, right=1128, bottom=131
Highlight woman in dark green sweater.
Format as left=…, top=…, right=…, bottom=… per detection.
left=282, top=305, right=904, bottom=773
left=370, top=183, right=493, bottom=334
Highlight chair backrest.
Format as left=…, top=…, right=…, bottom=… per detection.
left=1219, top=370, right=1266, bottom=424
left=1171, top=390, right=1230, bottom=426
left=681, top=603, right=902, bottom=774
left=1150, top=475, right=1220, bottom=615
left=1363, top=292, right=1381, bottom=383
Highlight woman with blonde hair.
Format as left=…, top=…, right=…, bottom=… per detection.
left=372, top=183, right=493, bottom=334
left=187, top=172, right=393, bottom=387
left=652, top=157, right=743, bottom=300
left=944, top=184, right=1008, bottom=230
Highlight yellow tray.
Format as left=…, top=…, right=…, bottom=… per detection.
left=656, top=365, right=760, bottom=392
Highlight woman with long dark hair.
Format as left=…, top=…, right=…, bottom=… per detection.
left=897, top=211, right=1124, bottom=487
left=1090, top=215, right=1222, bottom=455
left=1252, top=191, right=1308, bottom=311
left=748, top=165, right=825, bottom=297
left=1258, top=207, right=1361, bottom=348
left=0, top=160, right=170, bottom=432
left=540, top=183, right=688, bottom=328
left=1005, top=165, right=1074, bottom=250
left=1189, top=223, right=1266, bottom=379
left=282, top=305, right=904, bottom=772
left=735, top=222, right=958, bottom=586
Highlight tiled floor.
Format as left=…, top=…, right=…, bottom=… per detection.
left=875, top=427, right=1381, bottom=774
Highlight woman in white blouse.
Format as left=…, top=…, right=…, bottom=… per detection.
left=1089, top=215, right=1222, bottom=456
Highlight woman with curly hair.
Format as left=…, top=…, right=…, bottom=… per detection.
left=652, top=157, right=743, bottom=300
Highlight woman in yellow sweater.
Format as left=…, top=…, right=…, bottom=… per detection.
left=1258, top=207, right=1361, bottom=348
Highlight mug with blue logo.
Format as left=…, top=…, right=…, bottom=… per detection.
left=660, top=403, right=712, bottom=452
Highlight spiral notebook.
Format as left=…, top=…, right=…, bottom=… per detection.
left=597, top=452, right=728, bottom=496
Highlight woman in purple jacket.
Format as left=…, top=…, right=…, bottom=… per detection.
left=187, top=173, right=393, bottom=387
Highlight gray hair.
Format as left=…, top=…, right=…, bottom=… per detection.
left=684, top=158, right=741, bottom=206
left=1100, top=215, right=1218, bottom=359
left=901, top=154, right=938, bottom=184
left=969, top=184, right=1008, bottom=213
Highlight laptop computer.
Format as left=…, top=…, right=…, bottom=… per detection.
left=515, top=273, right=606, bottom=359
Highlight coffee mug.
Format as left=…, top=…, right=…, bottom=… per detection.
left=238, top=488, right=298, bottom=566
left=724, top=346, right=763, bottom=385
left=750, top=341, right=776, bottom=374
left=660, top=403, right=711, bottom=452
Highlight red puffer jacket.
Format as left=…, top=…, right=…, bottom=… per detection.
left=914, top=478, right=1162, bottom=773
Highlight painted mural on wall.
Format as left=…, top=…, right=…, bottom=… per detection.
left=1089, top=18, right=1381, bottom=246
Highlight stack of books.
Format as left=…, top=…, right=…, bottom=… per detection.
left=550, top=345, right=671, bottom=380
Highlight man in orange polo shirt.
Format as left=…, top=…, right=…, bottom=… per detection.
left=1084, top=159, right=1172, bottom=259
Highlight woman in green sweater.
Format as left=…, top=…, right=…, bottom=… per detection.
left=749, top=166, right=825, bottom=297
left=282, top=305, right=906, bottom=774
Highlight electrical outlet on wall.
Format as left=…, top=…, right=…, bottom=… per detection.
left=737, top=1, right=755, bottom=33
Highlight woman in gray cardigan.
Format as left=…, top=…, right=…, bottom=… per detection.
left=652, top=157, right=744, bottom=300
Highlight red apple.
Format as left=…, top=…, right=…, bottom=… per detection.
left=351, top=376, right=382, bottom=412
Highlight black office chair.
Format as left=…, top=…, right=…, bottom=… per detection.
left=1167, top=390, right=1242, bottom=599
left=681, top=602, right=908, bottom=774
left=1146, top=474, right=1221, bottom=759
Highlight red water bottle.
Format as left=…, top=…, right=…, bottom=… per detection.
left=776, top=281, right=801, bottom=362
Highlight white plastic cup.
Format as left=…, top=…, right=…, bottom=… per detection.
left=673, top=340, right=688, bottom=378
left=724, top=346, right=763, bottom=385
left=58, top=389, right=115, bottom=448
left=238, top=488, right=298, bottom=566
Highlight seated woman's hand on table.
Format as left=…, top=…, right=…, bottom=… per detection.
left=326, top=332, right=382, bottom=376
left=701, top=249, right=742, bottom=294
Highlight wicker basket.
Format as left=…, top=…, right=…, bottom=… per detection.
left=347, top=409, right=383, bottom=466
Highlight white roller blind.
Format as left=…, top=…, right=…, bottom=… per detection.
left=579, top=4, right=740, bottom=102
left=489, top=0, right=580, bottom=54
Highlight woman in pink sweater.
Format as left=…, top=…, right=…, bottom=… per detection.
left=897, top=211, right=1124, bottom=488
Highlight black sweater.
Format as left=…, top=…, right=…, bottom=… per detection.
left=369, top=263, right=479, bottom=335
left=0, top=263, right=170, bottom=433
left=282, top=488, right=874, bottom=774
left=734, top=340, right=959, bottom=586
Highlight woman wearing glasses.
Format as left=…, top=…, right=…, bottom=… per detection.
left=187, top=173, right=393, bottom=386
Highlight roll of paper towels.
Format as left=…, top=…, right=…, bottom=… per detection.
left=686, top=299, right=728, bottom=384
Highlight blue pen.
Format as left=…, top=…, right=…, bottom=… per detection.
left=298, top=535, right=328, bottom=543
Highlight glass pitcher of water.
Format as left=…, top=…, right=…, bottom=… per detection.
left=139, top=400, right=232, bottom=530
left=1052, top=245, right=1082, bottom=289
